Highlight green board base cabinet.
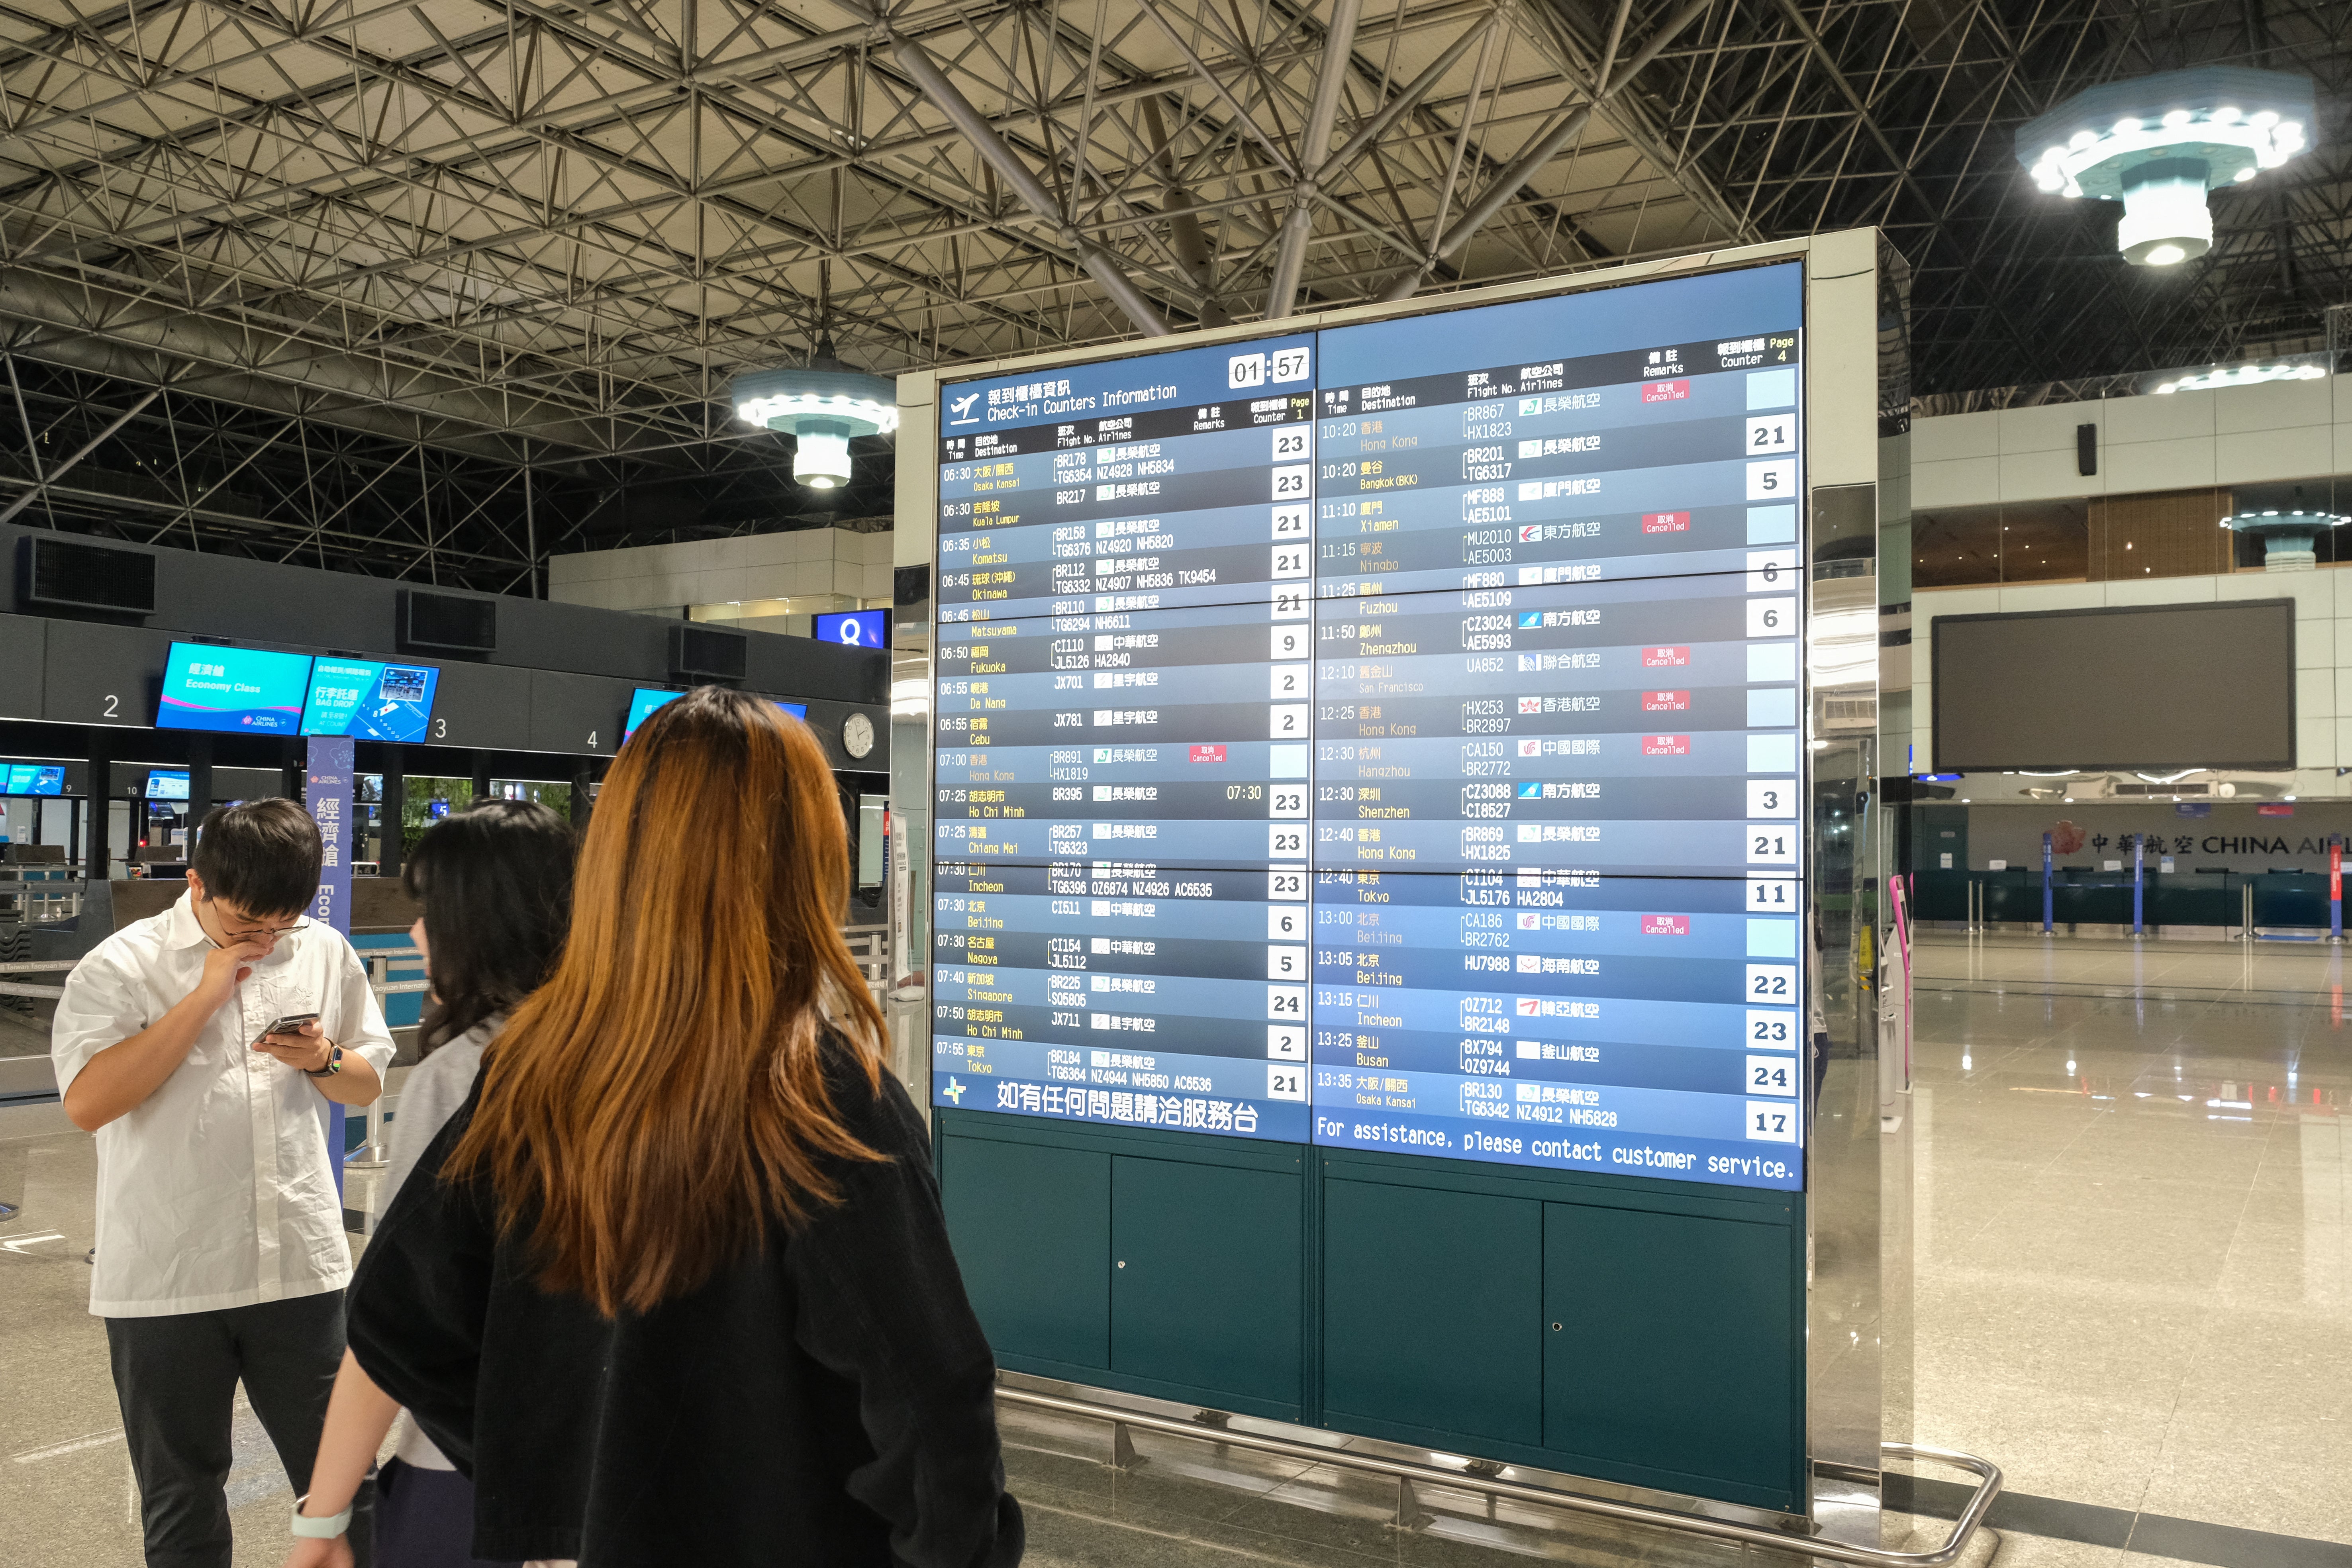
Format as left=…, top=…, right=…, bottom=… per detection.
left=936, top=1109, right=1308, bottom=1421
left=935, top=1111, right=1807, bottom=1515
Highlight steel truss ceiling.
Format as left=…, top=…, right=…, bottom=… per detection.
left=0, top=0, right=2338, bottom=575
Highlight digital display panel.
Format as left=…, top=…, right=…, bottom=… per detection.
left=301, top=658, right=443, bottom=743
left=158, top=643, right=313, bottom=734
left=4, top=764, right=65, bottom=796
left=625, top=688, right=809, bottom=741
left=1933, top=601, right=2294, bottom=771
left=931, top=265, right=1807, bottom=1190
left=146, top=770, right=190, bottom=800
left=814, top=609, right=890, bottom=649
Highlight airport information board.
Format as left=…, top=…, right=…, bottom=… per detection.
left=930, top=264, right=1809, bottom=1190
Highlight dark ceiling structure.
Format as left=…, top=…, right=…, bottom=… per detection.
left=0, top=0, right=2337, bottom=589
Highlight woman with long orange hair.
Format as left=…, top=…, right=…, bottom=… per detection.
left=325, top=688, right=1021, bottom=1567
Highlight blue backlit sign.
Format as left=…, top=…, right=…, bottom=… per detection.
left=3, top=764, right=65, bottom=796
left=301, top=658, right=442, bottom=743
left=158, top=643, right=312, bottom=734
left=625, top=688, right=809, bottom=741
left=814, top=609, right=889, bottom=649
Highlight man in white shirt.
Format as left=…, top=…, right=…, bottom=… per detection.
left=52, top=797, right=395, bottom=1568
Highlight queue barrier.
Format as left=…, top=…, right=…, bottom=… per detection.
left=1913, top=866, right=2336, bottom=935
left=998, top=1382, right=2002, bottom=1566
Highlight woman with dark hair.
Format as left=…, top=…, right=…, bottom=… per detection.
left=316, top=689, right=1021, bottom=1568
left=282, top=800, right=575, bottom=1568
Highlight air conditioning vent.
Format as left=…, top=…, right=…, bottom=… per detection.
left=19, top=536, right=156, bottom=615
left=400, top=590, right=497, bottom=652
left=671, top=623, right=747, bottom=682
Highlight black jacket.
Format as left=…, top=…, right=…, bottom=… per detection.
left=347, top=1041, right=1023, bottom=1568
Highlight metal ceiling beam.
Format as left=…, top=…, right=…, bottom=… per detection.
left=1383, top=0, right=1712, bottom=301
left=1266, top=0, right=1362, bottom=318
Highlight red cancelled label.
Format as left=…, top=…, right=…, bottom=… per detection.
left=1189, top=745, right=1227, bottom=763
left=1642, top=645, right=1690, bottom=667
left=1641, top=915, right=1690, bottom=936
left=1642, top=735, right=1690, bottom=755
left=1642, top=511, right=1691, bottom=533
left=1642, top=380, right=1691, bottom=403
left=1642, top=690, right=1690, bottom=711
left=2257, top=802, right=2294, bottom=816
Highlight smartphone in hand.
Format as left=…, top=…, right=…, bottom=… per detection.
left=260, top=1013, right=320, bottom=1039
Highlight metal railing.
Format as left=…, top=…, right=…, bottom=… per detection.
left=998, top=1384, right=2002, bottom=1567
left=0, top=958, right=74, bottom=1000
left=351, top=946, right=429, bottom=1169
left=843, top=924, right=889, bottom=1012
left=0, top=880, right=82, bottom=925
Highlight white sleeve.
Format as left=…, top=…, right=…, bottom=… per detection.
left=49, top=945, right=150, bottom=1098
left=382, top=1040, right=484, bottom=1201
left=332, top=940, right=397, bottom=1078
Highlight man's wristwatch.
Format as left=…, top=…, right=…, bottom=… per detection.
left=290, top=1496, right=351, bottom=1538
left=302, top=1043, right=344, bottom=1078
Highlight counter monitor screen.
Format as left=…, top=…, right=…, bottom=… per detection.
left=929, top=263, right=1808, bottom=1191
left=814, top=609, right=889, bottom=649
left=301, top=659, right=442, bottom=743
left=625, top=688, right=809, bottom=741
left=146, top=770, right=190, bottom=800
left=158, top=643, right=313, bottom=735
left=4, top=764, right=65, bottom=796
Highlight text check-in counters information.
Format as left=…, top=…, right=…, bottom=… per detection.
left=934, top=333, right=1319, bottom=1144
left=931, top=263, right=1809, bottom=1192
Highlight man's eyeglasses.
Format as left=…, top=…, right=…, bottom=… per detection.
left=217, top=917, right=312, bottom=942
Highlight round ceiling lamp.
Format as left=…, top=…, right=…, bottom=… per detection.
left=2218, top=506, right=2350, bottom=572
left=731, top=341, right=899, bottom=490
left=2013, top=65, right=2315, bottom=265
left=2152, top=361, right=2326, bottom=394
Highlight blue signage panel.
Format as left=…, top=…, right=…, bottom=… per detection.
left=4, top=764, right=65, bottom=796
left=158, top=643, right=313, bottom=734
left=625, top=688, right=810, bottom=741
left=930, top=267, right=1808, bottom=1190
left=814, top=609, right=889, bottom=649
left=305, top=735, right=356, bottom=1196
left=146, top=770, right=190, bottom=800
left=301, top=659, right=442, bottom=743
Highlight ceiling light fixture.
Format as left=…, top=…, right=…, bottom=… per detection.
left=2155, top=361, right=2326, bottom=393
left=731, top=336, right=900, bottom=490
left=2218, top=507, right=2350, bottom=571
left=2014, top=65, right=2316, bottom=265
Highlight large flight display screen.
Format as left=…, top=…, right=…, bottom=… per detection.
left=930, top=263, right=1808, bottom=1191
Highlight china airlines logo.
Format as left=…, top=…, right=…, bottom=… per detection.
left=1642, top=691, right=1689, bottom=711
left=1641, top=915, right=1689, bottom=936
left=1642, top=646, right=1689, bottom=667
left=1642, top=735, right=1690, bottom=755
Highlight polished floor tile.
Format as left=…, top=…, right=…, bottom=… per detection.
left=1907, top=951, right=2352, bottom=1546
left=8, top=945, right=2351, bottom=1563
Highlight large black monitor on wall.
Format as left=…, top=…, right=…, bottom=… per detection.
left=1933, top=600, right=2295, bottom=771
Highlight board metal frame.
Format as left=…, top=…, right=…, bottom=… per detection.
left=893, top=227, right=1894, bottom=1538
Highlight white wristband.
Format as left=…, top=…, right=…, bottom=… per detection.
left=291, top=1496, right=352, bottom=1539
